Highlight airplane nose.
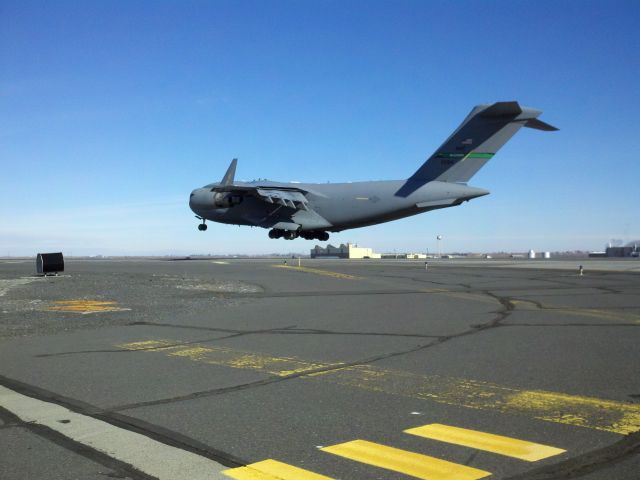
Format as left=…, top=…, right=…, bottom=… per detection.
left=189, top=189, right=199, bottom=211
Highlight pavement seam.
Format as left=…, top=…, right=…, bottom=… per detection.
left=0, top=374, right=246, bottom=469
left=0, top=405, right=156, bottom=480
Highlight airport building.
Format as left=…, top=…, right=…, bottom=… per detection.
left=310, top=243, right=381, bottom=259
left=606, top=241, right=639, bottom=257
left=310, top=243, right=430, bottom=259
left=380, top=253, right=427, bottom=259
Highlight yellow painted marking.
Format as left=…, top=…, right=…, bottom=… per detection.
left=118, top=339, right=640, bottom=435
left=224, top=459, right=334, bottom=480
left=419, top=288, right=499, bottom=305
left=272, top=264, right=360, bottom=280
left=47, top=300, right=129, bottom=313
left=405, top=423, right=565, bottom=461
left=118, top=341, right=335, bottom=377
left=511, top=299, right=640, bottom=324
left=320, top=366, right=640, bottom=435
left=321, top=440, right=490, bottom=480
left=118, top=340, right=175, bottom=350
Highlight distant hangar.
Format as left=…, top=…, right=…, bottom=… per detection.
left=310, top=243, right=426, bottom=259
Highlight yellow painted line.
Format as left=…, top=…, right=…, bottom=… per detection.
left=118, top=341, right=336, bottom=377
left=419, top=288, right=499, bottom=305
left=272, top=264, right=360, bottom=280
left=47, top=299, right=129, bottom=313
left=321, top=440, right=490, bottom=480
left=320, top=366, right=640, bottom=435
left=404, top=423, right=565, bottom=461
left=511, top=299, right=640, bottom=324
left=118, top=339, right=640, bottom=435
left=117, top=340, right=175, bottom=351
left=223, top=459, right=334, bottom=480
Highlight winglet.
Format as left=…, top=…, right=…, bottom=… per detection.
left=221, top=158, right=237, bottom=186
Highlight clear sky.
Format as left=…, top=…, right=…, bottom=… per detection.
left=1, top=0, right=639, bottom=256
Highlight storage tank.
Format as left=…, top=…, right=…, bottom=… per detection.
left=543, top=251, right=551, bottom=259
left=528, top=250, right=536, bottom=259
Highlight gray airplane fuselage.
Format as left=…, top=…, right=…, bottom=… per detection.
left=188, top=102, right=556, bottom=240
left=189, top=180, right=488, bottom=233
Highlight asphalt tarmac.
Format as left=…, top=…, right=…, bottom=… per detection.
left=0, top=258, right=639, bottom=480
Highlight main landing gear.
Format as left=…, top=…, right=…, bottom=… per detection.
left=268, top=229, right=329, bottom=241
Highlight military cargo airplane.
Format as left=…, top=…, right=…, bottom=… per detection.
left=189, top=101, right=556, bottom=241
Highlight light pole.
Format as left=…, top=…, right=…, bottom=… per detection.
left=437, top=235, right=443, bottom=258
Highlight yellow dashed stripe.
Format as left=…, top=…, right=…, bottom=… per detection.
left=405, top=423, right=565, bottom=461
left=224, top=459, right=334, bottom=480
left=321, top=440, right=490, bottom=480
left=511, top=299, right=640, bottom=324
left=119, top=341, right=337, bottom=377
left=47, top=300, right=128, bottom=313
left=118, top=339, right=640, bottom=435
left=272, top=265, right=360, bottom=280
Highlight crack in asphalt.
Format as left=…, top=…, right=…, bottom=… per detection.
left=214, top=288, right=448, bottom=298
left=504, top=430, right=640, bottom=480
left=108, top=290, right=515, bottom=412
left=34, top=326, right=298, bottom=358
left=503, top=323, right=638, bottom=327
left=34, top=324, right=444, bottom=358
left=127, top=321, right=443, bottom=339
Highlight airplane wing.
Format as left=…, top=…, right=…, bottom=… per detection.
left=211, top=159, right=311, bottom=210
left=216, top=185, right=332, bottom=230
left=211, top=184, right=310, bottom=210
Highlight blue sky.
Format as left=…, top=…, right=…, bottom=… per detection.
left=1, top=0, right=638, bottom=256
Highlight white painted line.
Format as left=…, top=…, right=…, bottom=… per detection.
left=0, top=385, right=228, bottom=479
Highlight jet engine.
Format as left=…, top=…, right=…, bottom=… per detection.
left=213, top=192, right=243, bottom=208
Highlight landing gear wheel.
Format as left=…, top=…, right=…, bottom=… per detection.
left=198, top=223, right=207, bottom=231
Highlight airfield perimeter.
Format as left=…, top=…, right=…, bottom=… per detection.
left=0, top=258, right=639, bottom=480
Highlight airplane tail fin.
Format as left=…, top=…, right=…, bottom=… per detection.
left=395, top=102, right=557, bottom=197
left=221, top=158, right=237, bottom=186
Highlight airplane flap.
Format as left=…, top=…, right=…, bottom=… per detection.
left=256, top=188, right=309, bottom=210
left=271, top=222, right=300, bottom=231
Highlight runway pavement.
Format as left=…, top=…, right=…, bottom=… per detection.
left=0, top=258, right=639, bottom=479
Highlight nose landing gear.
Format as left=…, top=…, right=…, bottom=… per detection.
left=196, top=217, right=207, bottom=231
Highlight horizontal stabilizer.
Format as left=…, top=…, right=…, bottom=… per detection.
left=524, top=118, right=558, bottom=131
left=395, top=101, right=557, bottom=197
left=479, top=101, right=522, bottom=118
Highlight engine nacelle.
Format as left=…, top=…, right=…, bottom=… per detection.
left=213, top=192, right=243, bottom=208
